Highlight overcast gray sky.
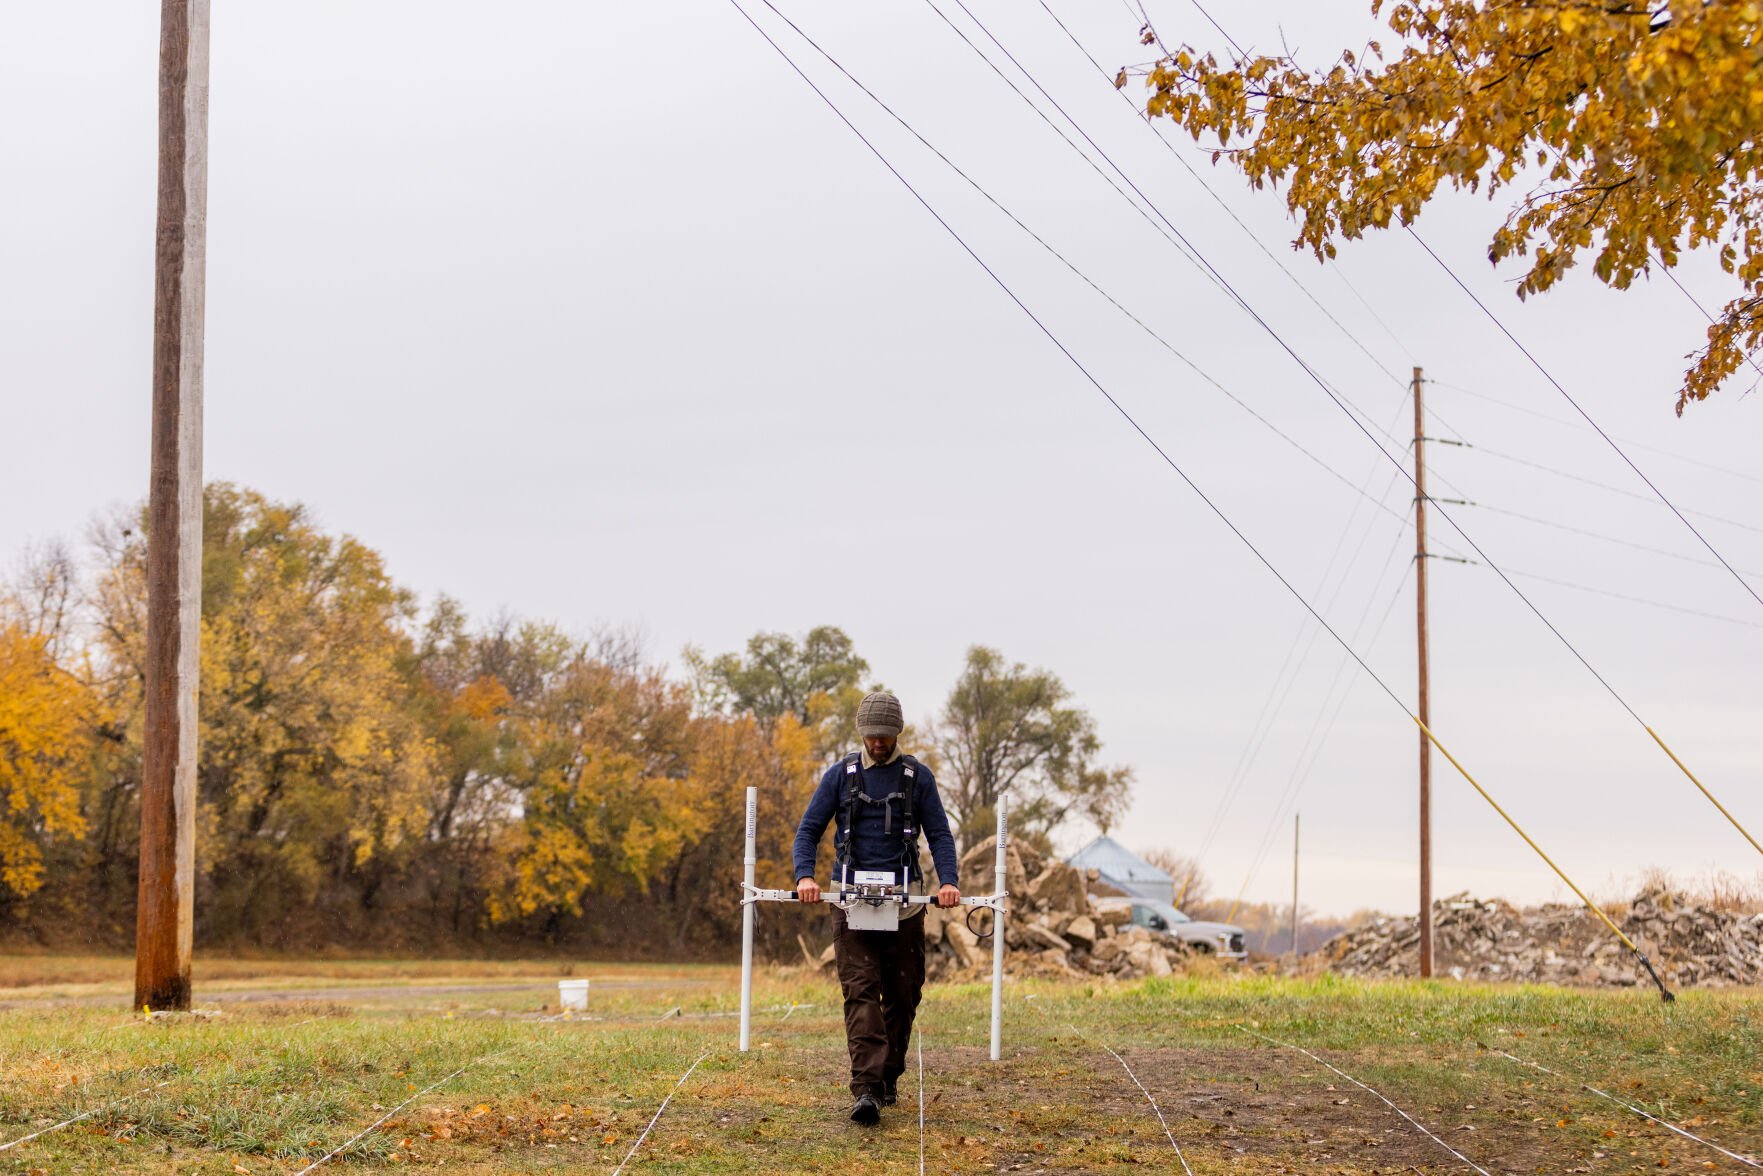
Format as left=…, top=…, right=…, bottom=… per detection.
left=4, top=0, right=1760, bottom=918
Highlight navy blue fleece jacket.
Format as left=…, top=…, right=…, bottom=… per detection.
left=792, top=755, right=960, bottom=886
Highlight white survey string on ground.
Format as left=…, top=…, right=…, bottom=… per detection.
left=1237, top=1025, right=1492, bottom=1176
left=1099, top=1041, right=1196, bottom=1175
left=1498, top=1050, right=1761, bottom=1169
left=917, top=1030, right=928, bottom=1175
left=0, top=1078, right=174, bottom=1154
left=611, top=1049, right=711, bottom=1176
left=291, top=1031, right=537, bottom=1176
left=1044, top=1011, right=1196, bottom=1175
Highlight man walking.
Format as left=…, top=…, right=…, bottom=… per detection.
left=794, top=690, right=960, bottom=1125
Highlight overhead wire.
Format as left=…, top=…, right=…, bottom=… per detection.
left=1037, top=0, right=1418, bottom=399
left=749, top=0, right=1422, bottom=533
left=1457, top=561, right=1763, bottom=631
left=1461, top=444, right=1763, bottom=538
left=925, top=0, right=1706, bottom=983
left=943, top=0, right=1418, bottom=463
left=724, top=0, right=1674, bottom=997
left=1225, top=537, right=1417, bottom=921
left=1172, top=0, right=1763, bottom=401
left=1191, top=456, right=1404, bottom=853
left=1331, top=260, right=1420, bottom=364
left=1193, top=460, right=1412, bottom=900
left=929, top=0, right=1494, bottom=902
left=1430, top=378, right=1763, bottom=488
left=1468, top=501, right=1763, bottom=578
left=1407, top=228, right=1763, bottom=612
left=915, top=0, right=1227, bottom=296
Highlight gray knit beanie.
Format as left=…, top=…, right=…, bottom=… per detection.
left=855, top=691, right=904, bottom=737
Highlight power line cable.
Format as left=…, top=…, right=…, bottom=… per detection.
left=1461, top=444, right=1763, bottom=537
left=1433, top=546, right=1763, bottom=628
left=1407, top=228, right=1763, bottom=612
left=1331, top=259, right=1420, bottom=363
left=1038, top=0, right=1418, bottom=399
left=912, top=0, right=1227, bottom=296
left=1431, top=378, right=1763, bottom=488
left=749, top=0, right=1420, bottom=532
left=1193, top=463, right=1411, bottom=885
left=1226, top=540, right=1416, bottom=919
left=939, top=0, right=1418, bottom=461
left=725, top=0, right=1675, bottom=996
left=1184, top=392, right=1419, bottom=885
left=1452, top=561, right=1763, bottom=631
left=936, top=0, right=1759, bottom=872
left=1469, top=502, right=1763, bottom=578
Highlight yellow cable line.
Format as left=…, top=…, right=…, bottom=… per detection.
left=1646, top=726, right=1763, bottom=858
left=1225, top=874, right=1250, bottom=925
left=1412, top=716, right=1640, bottom=954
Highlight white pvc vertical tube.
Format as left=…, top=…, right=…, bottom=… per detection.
left=990, top=793, right=1007, bottom=1062
left=739, top=785, right=757, bottom=1053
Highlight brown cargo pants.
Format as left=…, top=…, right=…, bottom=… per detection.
left=833, top=913, right=925, bottom=1098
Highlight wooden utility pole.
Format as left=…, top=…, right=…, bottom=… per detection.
left=1413, top=366, right=1434, bottom=980
left=137, top=0, right=210, bottom=1012
left=1289, top=812, right=1300, bottom=961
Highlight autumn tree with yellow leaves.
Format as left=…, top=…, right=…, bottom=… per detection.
left=87, top=485, right=438, bottom=941
left=1139, top=0, right=1763, bottom=410
left=0, top=626, right=97, bottom=900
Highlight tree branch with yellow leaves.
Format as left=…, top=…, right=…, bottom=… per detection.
left=1137, top=0, right=1763, bottom=411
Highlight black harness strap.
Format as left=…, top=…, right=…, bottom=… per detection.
left=835, top=753, right=922, bottom=882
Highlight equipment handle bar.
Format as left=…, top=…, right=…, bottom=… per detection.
left=741, top=884, right=1006, bottom=912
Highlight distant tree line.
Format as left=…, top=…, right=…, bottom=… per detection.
left=0, top=484, right=1131, bottom=957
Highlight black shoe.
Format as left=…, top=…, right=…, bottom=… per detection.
left=850, top=1093, right=881, bottom=1125
left=881, top=1082, right=898, bottom=1107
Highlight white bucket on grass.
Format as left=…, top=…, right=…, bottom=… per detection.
left=558, top=979, right=590, bottom=1011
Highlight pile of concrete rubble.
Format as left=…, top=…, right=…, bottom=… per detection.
left=930, top=836, right=1190, bottom=980
left=1317, top=888, right=1763, bottom=988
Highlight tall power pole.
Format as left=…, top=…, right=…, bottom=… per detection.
left=1412, top=366, right=1434, bottom=980
left=137, top=0, right=210, bottom=1012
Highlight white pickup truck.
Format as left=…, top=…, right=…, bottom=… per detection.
left=1095, top=897, right=1247, bottom=961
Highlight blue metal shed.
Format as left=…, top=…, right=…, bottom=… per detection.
left=1067, top=835, right=1174, bottom=904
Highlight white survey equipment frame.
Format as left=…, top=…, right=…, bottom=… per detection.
left=737, top=786, right=1009, bottom=1061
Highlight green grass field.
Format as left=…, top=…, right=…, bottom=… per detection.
left=0, top=958, right=1757, bottom=1173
